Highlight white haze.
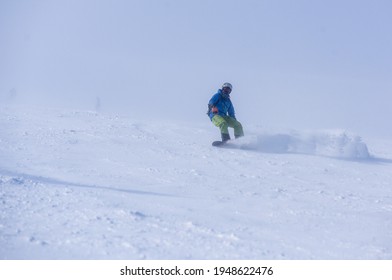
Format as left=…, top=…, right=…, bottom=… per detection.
left=1, top=0, right=391, bottom=137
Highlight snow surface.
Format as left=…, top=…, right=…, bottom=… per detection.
left=1, top=105, right=392, bottom=259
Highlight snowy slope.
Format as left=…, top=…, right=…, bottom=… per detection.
left=1, top=105, right=392, bottom=259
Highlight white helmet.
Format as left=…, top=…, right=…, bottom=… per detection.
left=222, top=82, right=233, bottom=90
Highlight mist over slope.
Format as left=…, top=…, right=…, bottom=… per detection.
left=2, top=0, right=392, bottom=138
left=1, top=105, right=391, bottom=259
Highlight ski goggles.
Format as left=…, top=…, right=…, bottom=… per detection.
left=222, top=87, right=232, bottom=94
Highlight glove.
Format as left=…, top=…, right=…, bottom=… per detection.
left=212, top=106, right=218, bottom=114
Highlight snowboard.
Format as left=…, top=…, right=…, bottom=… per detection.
left=212, top=139, right=250, bottom=150
left=212, top=140, right=228, bottom=147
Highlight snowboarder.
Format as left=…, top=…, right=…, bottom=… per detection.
left=207, top=82, right=244, bottom=143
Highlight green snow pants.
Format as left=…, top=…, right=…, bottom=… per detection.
left=212, top=115, right=244, bottom=139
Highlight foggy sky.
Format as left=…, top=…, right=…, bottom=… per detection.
left=1, top=0, right=391, bottom=137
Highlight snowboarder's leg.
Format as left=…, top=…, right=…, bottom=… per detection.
left=221, top=133, right=231, bottom=142
left=225, top=117, right=244, bottom=138
left=212, top=115, right=230, bottom=141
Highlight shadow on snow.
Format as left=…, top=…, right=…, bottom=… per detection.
left=0, top=168, right=177, bottom=198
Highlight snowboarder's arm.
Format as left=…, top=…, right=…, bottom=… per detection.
left=207, top=93, right=221, bottom=115
left=228, top=101, right=236, bottom=119
left=208, top=93, right=220, bottom=106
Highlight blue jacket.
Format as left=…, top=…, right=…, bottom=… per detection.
left=208, top=89, right=236, bottom=120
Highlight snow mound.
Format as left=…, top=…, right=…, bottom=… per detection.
left=232, top=130, right=370, bottom=159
